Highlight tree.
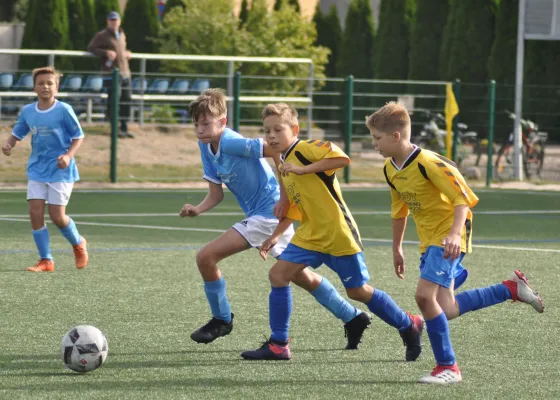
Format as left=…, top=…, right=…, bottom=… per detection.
left=313, top=4, right=340, bottom=78
left=409, top=0, right=449, bottom=80
left=374, top=0, right=414, bottom=80
left=239, top=0, right=249, bottom=27
left=162, top=0, right=185, bottom=20
left=68, top=0, right=97, bottom=70
left=123, top=0, right=160, bottom=54
left=94, top=0, right=120, bottom=30
left=488, top=0, right=518, bottom=84
left=19, top=0, right=72, bottom=71
left=337, top=0, right=375, bottom=79
left=274, top=0, right=300, bottom=13
left=439, top=0, right=458, bottom=80
left=0, top=0, right=19, bottom=21
left=158, top=0, right=328, bottom=105
left=445, top=0, right=496, bottom=82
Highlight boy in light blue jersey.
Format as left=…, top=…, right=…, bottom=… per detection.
left=180, top=89, right=371, bottom=348
left=2, top=67, right=88, bottom=272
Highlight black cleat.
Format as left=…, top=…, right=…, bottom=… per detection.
left=344, top=312, right=371, bottom=350
left=190, top=313, right=234, bottom=344
left=399, top=313, right=423, bottom=361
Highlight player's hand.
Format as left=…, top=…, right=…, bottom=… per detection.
left=279, top=162, right=305, bottom=176
left=442, top=232, right=462, bottom=260
left=57, top=154, right=71, bottom=169
left=259, top=236, right=279, bottom=261
left=179, top=204, right=199, bottom=217
left=393, top=247, right=405, bottom=279
left=273, top=198, right=289, bottom=220
left=2, top=143, right=12, bottom=156
left=106, top=50, right=117, bottom=60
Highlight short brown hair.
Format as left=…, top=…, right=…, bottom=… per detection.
left=261, top=103, right=298, bottom=126
left=32, top=66, right=61, bottom=85
left=366, top=101, right=411, bottom=139
left=188, top=88, right=227, bottom=122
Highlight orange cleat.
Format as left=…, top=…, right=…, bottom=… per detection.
left=73, top=237, right=88, bottom=269
left=27, top=259, right=55, bottom=272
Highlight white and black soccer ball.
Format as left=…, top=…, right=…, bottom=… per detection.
left=60, top=325, right=108, bottom=373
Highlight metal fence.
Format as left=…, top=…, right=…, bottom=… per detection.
left=1, top=49, right=558, bottom=184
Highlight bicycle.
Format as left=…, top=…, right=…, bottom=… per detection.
left=494, top=110, right=547, bottom=180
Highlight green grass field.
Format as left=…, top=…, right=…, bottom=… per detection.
left=0, top=188, right=559, bottom=399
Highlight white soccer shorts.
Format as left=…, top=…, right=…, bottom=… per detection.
left=27, top=180, right=74, bottom=206
left=232, top=215, right=295, bottom=258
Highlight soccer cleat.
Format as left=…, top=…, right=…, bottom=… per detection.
left=190, top=313, right=234, bottom=344
left=419, top=364, right=462, bottom=384
left=73, top=237, right=88, bottom=269
left=502, top=270, right=544, bottom=313
left=241, top=339, right=291, bottom=360
left=27, top=259, right=55, bottom=272
left=344, top=312, right=371, bottom=350
left=399, top=312, right=424, bottom=361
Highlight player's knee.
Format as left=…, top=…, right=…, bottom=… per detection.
left=415, top=291, right=434, bottom=310
left=48, top=213, right=66, bottom=227
left=195, top=248, right=215, bottom=270
left=268, top=264, right=288, bottom=286
left=346, top=286, right=371, bottom=302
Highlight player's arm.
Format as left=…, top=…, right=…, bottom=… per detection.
left=259, top=217, right=294, bottom=261
left=179, top=182, right=224, bottom=218
left=2, top=135, right=20, bottom=156
left=271, top=153, right=290, bottom=219
left=389, top=187, right=409, bottom=279
left=442, top=205, right=469, bottom=260
left=57, top=138, right=83, bottom=169
left=280, top=157, right=349, bottom=176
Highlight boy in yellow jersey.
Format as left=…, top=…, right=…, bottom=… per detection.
left=241, top=103, right=424, bottom=361
left=367, top=102, right=544, bottom=384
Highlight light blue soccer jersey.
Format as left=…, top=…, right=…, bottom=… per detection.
left=199, top=128, right=279, bottom=218
left=12, top=100, right=84, bottom=183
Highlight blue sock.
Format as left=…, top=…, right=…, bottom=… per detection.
left=59, top=218, right=81, bottom=246
left=311, top=278, right=360, bottom=323
left=32, top=226, right=52, bottom=260
left=426, top=312, right=456, bottom=366
left=456, top=284, right=512, bottom=315
left=367, top=289, right=411, bottom=331
left=203, top=277, right=231, bottom=323
left=270, top=286, right=292, bottom=344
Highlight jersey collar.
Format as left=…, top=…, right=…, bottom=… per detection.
left=281, top=139, right=299, bottom=162
left=34, top=100, right=58, bottom=114
left=391, top=145, right=420, bottom=171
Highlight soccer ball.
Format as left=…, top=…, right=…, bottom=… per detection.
left=60, top=325, right=108, bottom=373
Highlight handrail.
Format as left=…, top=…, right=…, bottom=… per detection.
left=0, top=49, right=313, bottom=64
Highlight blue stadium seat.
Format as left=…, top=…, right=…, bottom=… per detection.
left=0, top=73, right=14, bottom=89
left=60, top=75, right=83, bottom=92
left=13, top=73, right=33, bottom=91
left=132, top=77, right=149, bottom=93
left=148, top=78, right=170, bottom=94
left=189, top=79, right=210, bottom=94
left=82, top=75, right=104, bottom=92
left=168, top=79, right=190, bottom=94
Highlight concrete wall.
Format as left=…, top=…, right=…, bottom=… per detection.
left=0, top=23, right=24, bottom=71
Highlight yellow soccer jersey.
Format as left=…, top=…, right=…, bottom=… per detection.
left=280, top=139, right=363, bottom=256
left=383, top=147, right=479, bottom=253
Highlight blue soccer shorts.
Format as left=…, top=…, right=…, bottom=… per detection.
left=279, top=243, right=370, bottom=289
left=419, top=245, right=469, bottom=290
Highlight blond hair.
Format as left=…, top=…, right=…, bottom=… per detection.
left=32, top=66, right=61, bottom=86
left=261, top=103, right=299, bottom=126
left=188, top=88, right=227, bottom=122
left=366, top=101, right=411, bottom=140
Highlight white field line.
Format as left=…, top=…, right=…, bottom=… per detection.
left=0, top=210, right=559, bottom=219
left=1, top=217, right=559, bottom=253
